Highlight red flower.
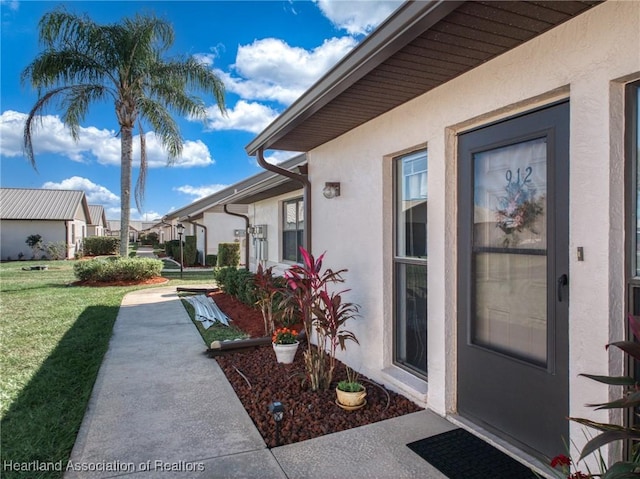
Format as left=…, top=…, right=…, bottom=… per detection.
left=551, top=454, right=571, bottom=468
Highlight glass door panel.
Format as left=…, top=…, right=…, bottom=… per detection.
left=472, top=138, right=548, bottom=366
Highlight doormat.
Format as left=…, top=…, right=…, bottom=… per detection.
left=406, top=428, right=537, bottom=479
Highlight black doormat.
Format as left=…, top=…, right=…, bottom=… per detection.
left=407, top=428, right=538, bottom=479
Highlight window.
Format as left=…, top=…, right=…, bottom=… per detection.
left=283, top=197, right=304, bottom=262
left=394, top=150, right=428, bottom=377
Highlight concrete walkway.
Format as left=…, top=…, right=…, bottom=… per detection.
left=66, top=286, right=454, bottom=479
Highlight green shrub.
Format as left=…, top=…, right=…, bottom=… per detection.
left=184, top=236, right=197, bottom=266
left=74, top=257, right=163, bottom=282
left=165, top=239, right=180, bottom=260
left=217, top=243, right=240, bottom=267
left=140, top=232, right=158, bottom=245
left=213, top=266, right=235, bottom=293
left=205, top=254, right=218, bottom=267
left=83, top=236, right=119, bottom=256
left=44, top=241, right=68, bottom=260
left=213, top=266, right=256, bottom=306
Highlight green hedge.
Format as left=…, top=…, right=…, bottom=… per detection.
left=217, top=243, right=240, bottom=267
left=74, top=257, right=163, bottom=282
left=184, top=236, right=197, bottom=266
left=205, top=254, right=218, bottom=267
left=213, top=267, right=256, bottom=306
left=165, top=240, right=180, bottom=260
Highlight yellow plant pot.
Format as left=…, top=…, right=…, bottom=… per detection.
left=336, top=386, right=367, bottom=410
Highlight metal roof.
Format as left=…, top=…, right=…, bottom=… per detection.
left=0, top=188, right=90, bottom=221
left=246, top=0, right=601, bottom=155
left=87, top=205, right=107, bottom=226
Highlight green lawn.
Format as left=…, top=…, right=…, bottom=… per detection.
left=0, top=261, right=218, bottom=479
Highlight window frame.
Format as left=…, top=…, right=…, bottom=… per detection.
left=282, top=197, right=304, bottom=263
left=392, top=149, right=428, bottom=379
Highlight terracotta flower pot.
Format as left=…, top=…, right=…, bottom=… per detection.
left=272, top=341, right=299, bottom=364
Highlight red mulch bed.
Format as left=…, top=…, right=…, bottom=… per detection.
left=209, top=291, right=423, bottom=448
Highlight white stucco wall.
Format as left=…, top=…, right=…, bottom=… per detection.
left=248, top=189, right=304, bottom=275
left=1, top=220, right=69, bottom=260
left=200, top=209, right=247, bottom=264
left=305, top=0, right=639, bottom=457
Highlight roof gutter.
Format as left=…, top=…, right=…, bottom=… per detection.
left=223, top=205, right=250, bottom=271
left=257, top=148, right=311, bottom=254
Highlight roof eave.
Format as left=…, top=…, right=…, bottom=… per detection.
left=245, top=0, right=463, bottom=156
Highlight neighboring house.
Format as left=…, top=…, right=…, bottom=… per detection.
left=87, top=205, right=108, bottom=237
left=160, top=154, right=306, bottom=266
left=231, top=0, right=640, bottom=469
left=0, top=188, right=91, bottom=260
left=106, top=220, right=158, bottom=243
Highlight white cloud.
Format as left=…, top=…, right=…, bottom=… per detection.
left=42, top=176, right=120, bottom=206
left=0, top=110, right=213, bottom=168
left=193, top=53, right=216, bottom=67
left=204, top=100, right=278, bottom=134
left=131, top=210, right=162, bottom=221
left=314, top=0, right=402, bottom=35
left=217, top=36, right=357, bottom=106
left=0, top=0, right=19, bottom=11
left=174, top=184, right=229, bottom=200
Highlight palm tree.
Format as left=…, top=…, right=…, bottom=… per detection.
left=22, top=8, right=226, bottom=256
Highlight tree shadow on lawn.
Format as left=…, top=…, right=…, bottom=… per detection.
left=1, top=305, right=119, bottom=479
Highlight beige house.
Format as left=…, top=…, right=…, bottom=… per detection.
left=161, top=155, right=306, bottom=266
left=231, top=0, right=640, bottom=472
left=0, top=188, right=91, bottom=260
left=87, top=205, right=108, bottom=237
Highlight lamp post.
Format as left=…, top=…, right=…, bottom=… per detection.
left=177, top=223, right=185, bottom=279
left=268, top=401, right=284, bottom=447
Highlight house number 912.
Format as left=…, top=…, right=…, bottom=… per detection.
left=506, top=166, right=533, bottom=186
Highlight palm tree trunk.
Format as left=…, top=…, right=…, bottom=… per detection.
left=119, top=127, right=133, bottom=257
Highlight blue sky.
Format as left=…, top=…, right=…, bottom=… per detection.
left=0, top=0, right=400, bottom=220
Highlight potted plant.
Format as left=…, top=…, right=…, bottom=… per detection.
left=272, top=327, right=299, bottom=364
left=336, top=367, right=366, bottom=410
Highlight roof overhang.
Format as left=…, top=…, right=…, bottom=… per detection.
left=164, top=154, right=307, bottom=220
left=246, top=0, right=601, bottom=155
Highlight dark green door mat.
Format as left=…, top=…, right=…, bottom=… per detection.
left=406, top=428, right=537, bottom=479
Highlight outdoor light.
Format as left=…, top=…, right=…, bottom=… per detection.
left=268, top=401, right=284, bottom=446
left=322, top=182, right=341, bottom=199
left=176, top=223, right=185, bottom=279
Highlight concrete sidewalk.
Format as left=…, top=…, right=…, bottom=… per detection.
left=66, top=286, right=453, bottom=479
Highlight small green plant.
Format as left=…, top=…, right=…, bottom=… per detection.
left=337, top=367, right=363, bottom=392
left=25, top=234, right=43, bottom=258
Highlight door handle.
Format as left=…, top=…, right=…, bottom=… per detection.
left=557, top=274, right=568, bottom=302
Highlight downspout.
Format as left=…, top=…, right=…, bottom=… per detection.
left=223, top=204, right=250, bottom=271
left=186, top=216, right=207, bottom=265
left=257, top=148, right=311, bottom=254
